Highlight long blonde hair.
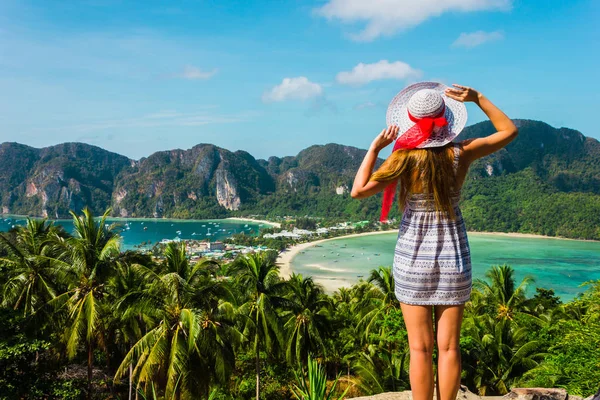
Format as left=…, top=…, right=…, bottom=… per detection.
left=370, top=143, right=458, bottom=219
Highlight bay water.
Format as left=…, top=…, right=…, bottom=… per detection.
left=0, top=216, right=265, bottom=250
left=290, top=232, right=600, bottom=301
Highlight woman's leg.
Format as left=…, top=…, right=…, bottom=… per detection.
left=400, top=303, right=435, bottom=400
left=434, top=304, right=465, bottom=400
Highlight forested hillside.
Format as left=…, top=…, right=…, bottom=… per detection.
left=459, top=120, right=600, bottom=238
left=1, top=120, right=599, bottom=239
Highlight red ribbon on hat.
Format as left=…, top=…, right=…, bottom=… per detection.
left=379, top=105, right=448, bottom=222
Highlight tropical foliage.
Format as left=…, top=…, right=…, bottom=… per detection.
left=0, top=211, right=598, bottom=399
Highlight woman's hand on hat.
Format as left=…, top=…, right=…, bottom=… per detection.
left=370, top=126, right=399, bottom=152
left=445, top=84, right=480, bottom=103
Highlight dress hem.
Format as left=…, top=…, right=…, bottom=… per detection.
left=397, top=299, right=469, bottom=306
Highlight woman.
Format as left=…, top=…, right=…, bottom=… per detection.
left=351, top=82, right=518, bottom=400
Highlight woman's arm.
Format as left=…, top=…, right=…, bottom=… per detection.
left=351, top=126, right=399, bottom=199
left=445, top=84, right=518, bottom=164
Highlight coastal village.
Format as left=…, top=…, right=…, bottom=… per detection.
left=155, top=219, right=374, bottom=261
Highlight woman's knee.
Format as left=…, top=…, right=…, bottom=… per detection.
left=409, top=339, right=435, bottom=356
left=436, top=338, right=460, bottom=355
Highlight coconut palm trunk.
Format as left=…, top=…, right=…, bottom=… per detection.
left=87, top=344, right=93, bottom=398
left=129, top=364, right=133, bottom=400
left=233, top=252, right=287, bottom=400
left=255, top=337, right=260, bottom=400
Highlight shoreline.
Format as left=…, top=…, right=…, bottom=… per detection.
left=276, top=229, right=597, bottom=279
left=224, top=217, right=281, bottom=228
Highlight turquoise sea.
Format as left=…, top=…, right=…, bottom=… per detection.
left=290, top=232, right=600, bottom=301
left=0, top=217, right=265, bottom=250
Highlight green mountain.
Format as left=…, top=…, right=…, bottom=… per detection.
left=0, top=142, right=130, bottom=218
left=459, top=120, right=600, bottom=238
left=112, top=144, right=275, bottom=219
left=1, top=120, right=599, bottom=239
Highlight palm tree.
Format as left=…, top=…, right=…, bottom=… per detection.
left=115, top=242, right=237, bottom=399
left=368, top=266, right=397, bottom=306
left=352, top=348, right=409, bottom=395
left=463, top=265, right=545, bottom=394
left=474, top=265, right=534, bottom=320
left=356, top=266, right=399, bottom=342
left=461, top=314, right=546, bottom=395
left=282, top=274, right=331, bottom=365
left=233, top=251, right=287, bottom=400
left=0, top=218, right=65, bottom=316
left=109, top=253, right=157, bottom=400
left=325, top=287, right=357, bottom=377
left=50, top=208, right=121, bottom=397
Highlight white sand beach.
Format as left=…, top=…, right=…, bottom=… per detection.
left=224, top=217, right=281, bottom=228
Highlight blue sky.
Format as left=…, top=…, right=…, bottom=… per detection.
left=0, top=0, right=598, bottom=160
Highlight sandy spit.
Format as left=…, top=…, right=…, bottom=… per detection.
left=224, top=217, right=281, bottom=228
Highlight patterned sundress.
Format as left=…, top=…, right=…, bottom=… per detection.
left=392, top=144, right=472, bottom=305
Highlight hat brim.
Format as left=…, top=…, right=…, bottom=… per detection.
left=386, top=82, right=468, bottom=148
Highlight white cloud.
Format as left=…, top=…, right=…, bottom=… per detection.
left=175, top=65, right=217, bottom=80
left=315, top=0, right=512, bottom=41
left=452, top=30, right=504, bottom=48
left=262, top=77, right=323, bottom=103
left=336, top=60, right=422, bottom=86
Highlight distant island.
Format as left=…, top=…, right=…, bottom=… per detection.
left=1, top=119, right=599, bottom=240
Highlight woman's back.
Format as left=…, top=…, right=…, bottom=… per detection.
left=395, top=142, right=472, bottom=305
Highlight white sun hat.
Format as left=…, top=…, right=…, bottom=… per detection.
left=386, top=82, right=468, bottom=148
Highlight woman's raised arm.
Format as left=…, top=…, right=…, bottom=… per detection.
left=351, top=126, right=399, bottom=199
left=445, top=84, right=518, bottom=164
